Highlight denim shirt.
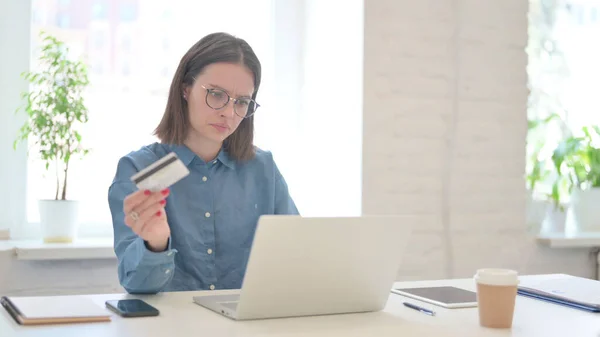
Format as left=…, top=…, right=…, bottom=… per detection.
left=108, top=142, right=299, bottom=294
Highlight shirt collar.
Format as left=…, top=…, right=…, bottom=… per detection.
left=168, top=143, right=196, bottom=167
left=216, top=148, right=236, bottom=170
left=166, top=143, right=235, bottom=170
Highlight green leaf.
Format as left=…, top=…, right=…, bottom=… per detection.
left=551, top=181, right=560, bottom=206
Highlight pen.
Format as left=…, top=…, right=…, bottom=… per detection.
left=403, top=302, right=436, bottom=316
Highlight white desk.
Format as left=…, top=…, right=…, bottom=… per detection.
left=2, top=274, right=599, bottom=337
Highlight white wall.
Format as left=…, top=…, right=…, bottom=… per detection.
left=0, top=252, right=122, bottom=296
left=363, top=0, right=594, bottom=280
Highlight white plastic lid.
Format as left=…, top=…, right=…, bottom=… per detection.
left=474, top=268, right=519, bottom=286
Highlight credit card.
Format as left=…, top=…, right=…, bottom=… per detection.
left=130, top=152, right=190, bottom=192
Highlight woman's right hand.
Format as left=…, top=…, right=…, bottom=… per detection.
left=123, top=188, right=171, bottom=252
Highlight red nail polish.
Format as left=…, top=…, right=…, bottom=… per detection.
left=161, top=189, right=169, bottom=195
left=144, top=190, right=151, bottom=196
left=156, top=211, right=162, bottom=217
left=159, top=200, right=166, bottom=205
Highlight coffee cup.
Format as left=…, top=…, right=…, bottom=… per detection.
left=474, top=268, right=519, bottom=329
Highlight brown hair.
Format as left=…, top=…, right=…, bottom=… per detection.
left=153, top=32, right=261, bottom=161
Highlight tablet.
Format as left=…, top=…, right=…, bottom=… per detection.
left=391, top=286, right=478, bottom=308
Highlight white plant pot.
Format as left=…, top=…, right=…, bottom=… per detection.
left=541, top=205, right=567, bottom=233
left=570, top=188, right=600, bottom=232
left=39, top=200, right=80, bottom=243
left=526, top=193, right=547, bottom=234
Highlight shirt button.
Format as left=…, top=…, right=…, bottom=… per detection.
left=167, top=251, right=173, bottom=256
left=213, top=160, right=217, bottom=164
left=202, top=176, right=207, bottom=182
left=205, top=212, right=211, bottom=218
left=207, top=248, right=213, bottom=255
left=165, top=269, right=171, bottom=274
left=209, top=284, right=215, bottom=290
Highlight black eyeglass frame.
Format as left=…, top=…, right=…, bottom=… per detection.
left=198, top=84, right=260, bottom=119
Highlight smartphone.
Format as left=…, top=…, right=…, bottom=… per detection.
left=105, top=299, right=159, bottom=317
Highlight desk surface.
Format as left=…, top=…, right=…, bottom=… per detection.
left=2, top=274, right=599, bottom=337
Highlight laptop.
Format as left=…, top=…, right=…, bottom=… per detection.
left=193, top=215, right=413, bottom=320
left=517, top=274, right=600, bottom=312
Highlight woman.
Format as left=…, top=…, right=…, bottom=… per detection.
left=108, top=32, right=299, bottom=294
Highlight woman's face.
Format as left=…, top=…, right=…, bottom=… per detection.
left=184, top=62, right=255, bottom=146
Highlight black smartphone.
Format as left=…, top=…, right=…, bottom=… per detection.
left=105, top=299, right=159, bottom=317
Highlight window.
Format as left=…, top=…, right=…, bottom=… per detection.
left=121, top=60, right=130, bottom=76
left=527, top=0, right=600, bottom=202
left=92, top=2, right=108, bottom=20
left=91, top=29, right=106, bottom=50
left=26, top=0, right=277, bottom=234
left=119, top=3, right=137, bottom=22
left=120, top=35, right=132, bottom=53
left=56, top=13, right=70, bottom=28
left=3, top=0, right=363, bottom=239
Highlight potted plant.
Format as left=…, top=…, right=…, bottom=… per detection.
left=551, top=126, right=600, bottom=232
left=13, top=33, right=90, bottom=243
left=525, top=113, right=565, bottom=233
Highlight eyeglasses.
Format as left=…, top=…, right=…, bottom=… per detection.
left=200, top=85, right=259, bottom=119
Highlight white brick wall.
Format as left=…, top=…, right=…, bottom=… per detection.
left=363, top=0, right=595, bottom=280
